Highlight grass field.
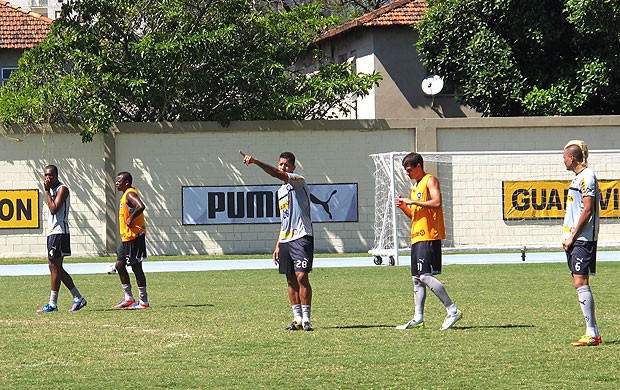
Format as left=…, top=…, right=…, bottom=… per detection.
left=2, top=261, right=619, bottom=389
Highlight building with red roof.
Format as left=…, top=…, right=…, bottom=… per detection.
left=0, top=0, right=51, bottom=86
left=311, top=0, right=478, bottom=119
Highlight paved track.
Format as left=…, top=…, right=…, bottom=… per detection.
left=2, top=251, right=619, bottom=276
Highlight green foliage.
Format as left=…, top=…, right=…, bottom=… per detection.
left=0, top=0, right=380, bottom=142
left=417, top=0, right=620, bottom=116
left=254, top=0, right=391, bottom=22
left=2, top=262, right=620, bottom=388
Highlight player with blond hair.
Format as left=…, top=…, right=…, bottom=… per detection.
left=562, top=140, right=601, bottom=346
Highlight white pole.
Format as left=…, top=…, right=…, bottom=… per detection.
left=390, top=152, right=399, bottom=265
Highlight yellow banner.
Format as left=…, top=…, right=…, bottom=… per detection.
left=503, top=180, right=620, bottom=220
left=0, top=190, right=39, bottom=229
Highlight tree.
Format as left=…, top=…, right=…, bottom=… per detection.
left=416, top=0, right=620, bottom=116
left=255, top=0, right=392, bottom=22
left=0, top=0, right=380, bottom=142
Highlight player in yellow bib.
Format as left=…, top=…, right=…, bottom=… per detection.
left=113, top=171, right=150, bottom=310
left=395, top=152, right=462, bottom=331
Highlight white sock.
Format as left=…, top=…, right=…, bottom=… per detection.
left=292, top=304, right=302, bottom=324
left=446, top=304, right=458, bottom=316
left=122, top=284, right=134, bottom=301
left=302, top=305, right=311, bottom=323
left=587, top=326, right=599, bottom=338
left=49, top=291, right=58, bottom=307
left=70, top=287, right=82, bottom=300
left=138, top=286, right=148, bottom=304
left=576, top=285, right=597, bottom=336
left=413, top=277, right=425, bottom=322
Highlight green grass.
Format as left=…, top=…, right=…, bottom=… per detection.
left=2, top=262, right=619, bottom=389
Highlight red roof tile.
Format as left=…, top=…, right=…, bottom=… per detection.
left=0, top=0, right=52, bottom=49
left=317, top=0, right=427, bottom=42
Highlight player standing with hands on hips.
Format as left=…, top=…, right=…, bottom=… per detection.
left=37, top=165, right=87, bottom=312
left=562, top=140, right=601, bottom=346
left=395, top=152, right=462, bottom=330
left=240, top=150, right=315, bottom=331
left=113, top=171, right=150, bottom=310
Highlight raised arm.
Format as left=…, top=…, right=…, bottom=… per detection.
left=240, top=150, right=289, bottom=183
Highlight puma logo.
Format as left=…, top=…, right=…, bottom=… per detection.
left=310, top=190, right=337, bottom=219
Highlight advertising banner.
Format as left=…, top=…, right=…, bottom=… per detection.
left=183, top=183, right=358, bottom=225
left=502, top=180, right=620, bottom=220
left=0, top=189, right=39, bottom=229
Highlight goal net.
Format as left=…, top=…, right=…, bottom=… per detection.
left=370, top=150, right=620, bottom=264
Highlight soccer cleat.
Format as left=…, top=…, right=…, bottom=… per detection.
left=127, top=301, right=150, bottom=310
left=396, top=318, right=425, bottom=330
left=571, top=335, right=602, bottom=346
left=69, top=297, right=87, bottom=312
left=284, top=321, right=302, bottom=331
left=303, top=321, right=314, bottom=331
left=113, top=298, right=136, bottom=309
left=440, top=310, right=463, bottom=331
left=36, top=304, right=58, bottom=313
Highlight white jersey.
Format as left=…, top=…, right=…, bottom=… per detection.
left=277, top=172, right=313, bottom=243
left=563, top=167, right=599, bottom=242
left=47, top=182, right=70, bottom=236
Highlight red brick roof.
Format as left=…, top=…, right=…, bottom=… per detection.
left=317, top=0, right=427, bottom=42
left=0, top=0, right=52, bottom=49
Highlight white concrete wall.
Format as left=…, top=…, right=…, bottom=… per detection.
left=113, top=121, right=414, bottom=256
left=2, top=117, right=620, bottom=258
left=0, top=128, right=106, bottom=257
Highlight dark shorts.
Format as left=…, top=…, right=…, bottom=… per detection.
left=411, top=240, right=442, bottom=276
left=118, top=234, right=147, bottom=266
left=47, top=233, right=71, bottom=260
left=566, top=240, right=597, bottom=276
left=278, top=235, right=314, bottom=275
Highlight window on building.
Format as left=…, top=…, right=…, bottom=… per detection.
left=1, top=67, right=18, bottom=87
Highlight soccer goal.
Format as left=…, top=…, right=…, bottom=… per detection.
left=369, top=150, right=620, bottom=265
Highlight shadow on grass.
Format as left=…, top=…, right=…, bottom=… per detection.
left=327, top=324, right=399, bottom=329
left=324, top=324, right=535, bottom=330
left=454, top=324, right=535, bottom=330
left=90, top=303, right=214, bottom=312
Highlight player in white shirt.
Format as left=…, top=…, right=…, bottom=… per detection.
left=37, top=165, right=87, bottom=313
left=240, top=150, right=315, bottom=331
left=562, top=140, right=601, bottom=346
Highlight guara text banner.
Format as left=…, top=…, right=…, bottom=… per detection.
left=502, top=180, right=620, bottom=220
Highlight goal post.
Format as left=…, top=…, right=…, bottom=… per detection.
left=369, top=150, right=620, bottom=265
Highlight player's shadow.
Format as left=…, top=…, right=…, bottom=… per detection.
left=324, top=324, right=535, bottom=330
left=327, top=324, right=398, bottom=329
left=453, top=324, right=535, bottom=330
left=93, top=303, right=213, bottom=312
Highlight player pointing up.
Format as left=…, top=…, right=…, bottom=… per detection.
left=240, top=150, right=315, bottom=331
